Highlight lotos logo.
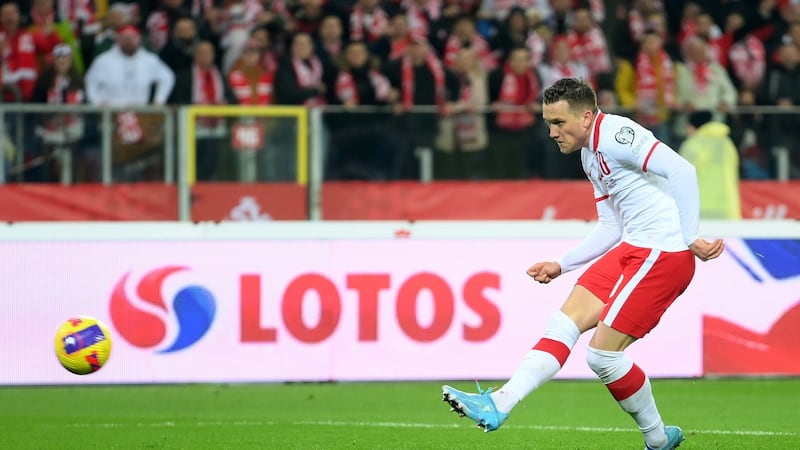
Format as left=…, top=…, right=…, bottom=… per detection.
left=109, top=266, right=216, bottom=353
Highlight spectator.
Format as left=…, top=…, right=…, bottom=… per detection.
left=726, top=12, right=767, bottom=91
left=585, top=0, right=606, bottom=24
left=615, top=28, right=676, bottom=144
left=84, top=24, right=175, bottom=178
left=641, top=10, right=681, bottom=60
left=443, top=15, right=496, bottom=70
left=31, top=43, right=87, bottom=181
left=0, top=2, right=38, bottom=101
left=227, top=37, right=274, bottom=105
left=292, top=0, right=328, bottom=35
left=217, top=0, right=263, bottom=72
left=248, top=26, right=277, bottom=73
left=760, top=43, right=800, bottom=178
left=349, top=0, right=390, bottom=44
left=487, top=46, right=543, bottom=179
left=251, top=0, right=293, bottom=36
left=538, top=35, right=590, bottom=90
left=271, top=32, right=330, bottom=181
left=614, top=4, right=680, bottom=61
left=145, top=0, right=191, bottom=54
left=56, top=0, right=100, bottom=36
left=487, top=7, right=550, bottom=68
left=90, top=2, right=133, bottom=60
left=491, top=8, right=528, bottom=64
left=404, top=0, right=439, bottom=38
left=85, top=25, right=175, bottom=106
left=193, top=1, right=225, bottom=67
left=679, top=110, right=741, bottom=219
left=550, top=0, right=573, bottom=35
left=169, top=40, right=238, bottom=180
left=329, top=40, right=396, bottom=179
left=227, top=36, right=280, bottom=182
left=334, top=41, right=392, bottom=108
left=384, top=34, right=459, bottom=178
left=434, top=47, right=489, bottom=180
left=675, top=2, right=703, bottom=45
left=384, top=33, right=454, bottom=113
left=674, top=36, right=737, bottom=145
left=27, top=0, right=63, bottom=74
left=566, top=7, right=612, bottom=81
left=371, top=12, right=412, bottom=63
left=314, top=15, right=344, bottom=69
left=478, top=0, right=552, bottom=24
left=728, top=88, right=771, bottom=179
left=684, top=11, right=728, bottom=66
left=32, top=43, right=85, bottom=121
left=159, top=15, right=199, bottom=74
left=619, top=0, right=664, bottom=51
left=274, top=32, right=329, bottom=106
left=527, top=20, right=553, bottom=68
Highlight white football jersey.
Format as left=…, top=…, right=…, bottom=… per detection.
left=583, top=112, right=687, bottom=252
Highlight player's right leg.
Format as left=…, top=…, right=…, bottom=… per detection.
left=489, top=285, right=604, bottom=411
left=442, top=285, right=605, bottom=431
left=442, top=246, right=625, bottom=431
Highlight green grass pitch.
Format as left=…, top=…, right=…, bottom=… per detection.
left=2, top=379, right=799, bottom=449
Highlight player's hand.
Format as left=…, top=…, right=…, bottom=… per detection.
left=690, top=238, right=725, bottom=262
left=527, top=261, right=562, bottom=284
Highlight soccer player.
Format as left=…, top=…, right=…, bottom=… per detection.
left=441, top=78, right=724, bottom=450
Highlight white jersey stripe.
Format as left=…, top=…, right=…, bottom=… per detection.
left=603, top=249, right=660, bottom=326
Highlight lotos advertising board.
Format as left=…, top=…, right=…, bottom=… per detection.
left=0, top=221, right=797, bottom=384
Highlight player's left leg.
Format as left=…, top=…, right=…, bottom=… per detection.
left=586, top=246, right=695, bottom=449
left=587, top=324, right=681, bottom=450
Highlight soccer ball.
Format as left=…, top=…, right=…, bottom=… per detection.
left=54, top=316, right=112, bottom=375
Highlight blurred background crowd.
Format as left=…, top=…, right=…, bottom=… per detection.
left=1, top=0, right=800, bottom=183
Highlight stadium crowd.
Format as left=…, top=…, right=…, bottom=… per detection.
left=1, top=0, right=800, bottom=182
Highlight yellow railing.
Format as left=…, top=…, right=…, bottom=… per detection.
left=184, top=105, right=309, bottom=184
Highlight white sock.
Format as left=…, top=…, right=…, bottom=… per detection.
left=586, top=347, right=668, bottom=449
left=491, top=311, right=580, bottom=414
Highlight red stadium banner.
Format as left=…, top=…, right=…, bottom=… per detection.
left=0, top=183, right=177, bottom=221
left=739, top=181, right=800, bottom=219
left=321, top=181, right=800, bottom=220
left=191, top=182, right=307, bottom=221
left=321, top=181, right=598, bottom=220
left=0, top=180, right=797, bottom=222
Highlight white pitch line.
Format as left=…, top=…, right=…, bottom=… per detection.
left=297, top=420, right=800, bottom=437
left=29, top=420, right=799, bottom=437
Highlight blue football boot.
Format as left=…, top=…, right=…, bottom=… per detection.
left=646, top=425, right=685, bottom=450
left=442, top=382, right=508, bottom=432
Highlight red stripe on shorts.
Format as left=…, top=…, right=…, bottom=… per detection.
left=532, top=338, right=571, bottom=367
left=605, top=364, right=646, bottom=401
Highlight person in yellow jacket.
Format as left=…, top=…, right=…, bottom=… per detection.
left=679, top=111, right=742, bottom=219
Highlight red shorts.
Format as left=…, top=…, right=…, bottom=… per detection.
left=576, top=242, right=696, bottom=338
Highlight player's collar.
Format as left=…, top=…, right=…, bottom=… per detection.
left=589, top=110, right=606, bottom=153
